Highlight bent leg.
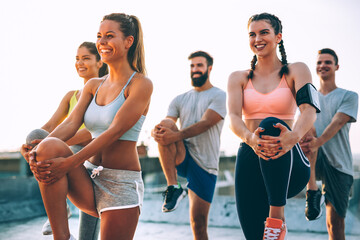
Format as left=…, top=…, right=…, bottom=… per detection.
left=157, top=118, right=186, bottom=185
left=100, top=207, right=139, bottom=240
left=188, top=190, right=210, bottom=240
left=258, top=117, right=293, bottom=221
left=36, top=137, right=97, bottom=240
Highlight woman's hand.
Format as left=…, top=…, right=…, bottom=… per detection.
left=29, top=151, right=71, bottom=185
left=259, top=123, right=299, bottom=160
left=249, top=127, right=277, bottom=160
left=20, top=139, right=42, bottom=163
left=256, top=123, right=299, bottom=160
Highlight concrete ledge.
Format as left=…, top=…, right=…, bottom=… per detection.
left=0, top=177, right=45, bottom=223
left=1, top=176, right=359, bottom=235
left=139, top=194, right=360, bottom=235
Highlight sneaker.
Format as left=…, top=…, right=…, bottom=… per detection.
left=69, top=234, right=76, bottom=240
left=42, top=203, right=72, bottom=235
left=305, top=189, right=325, bottom=221
left=263, top=217, right=287, bottom=240
left=41, top=219, right=52, bottom=235
left=162, top=185, right=187, bottom=212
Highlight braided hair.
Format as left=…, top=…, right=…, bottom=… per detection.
left=247, top=13, right=288, bottom=79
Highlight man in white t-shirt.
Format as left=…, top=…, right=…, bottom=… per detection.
left=152, top=51, right=226, bottom=239
left=301, top=48, right=358, bottom=240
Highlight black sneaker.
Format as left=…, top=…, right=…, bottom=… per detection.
left=305, top=189, right=325, bottom=221
left=162, top=185, right=187, bottom=212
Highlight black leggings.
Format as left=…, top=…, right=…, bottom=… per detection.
left=235, top=117, right=310, bottom=240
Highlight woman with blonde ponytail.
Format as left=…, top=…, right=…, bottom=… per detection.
left=27, top=13, right=152, bottom=240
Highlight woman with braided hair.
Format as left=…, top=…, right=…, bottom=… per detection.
left=228, top=13, right=320, bottom=239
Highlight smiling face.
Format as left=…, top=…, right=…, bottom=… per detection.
left=190, top=56, right=211, bottom=87
left=316, top=53, right=339, bottom=80
left=96, top=20, right=134, bottom=65
left=75, top=46, right=101, bottom=80
left=248, top=20, right=282, bottom=58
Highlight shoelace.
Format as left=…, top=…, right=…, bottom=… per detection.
left=308, top=192, right=320, bottom=210
left=162, top=188, right=174, bottom=202
left=263, top=227, right=281, bottom=240
left=91, top=166, right=104, bottom=178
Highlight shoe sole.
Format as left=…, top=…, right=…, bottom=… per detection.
left=305, top=194, right=325, bottom=221
left=162, top=190, right=187, bottom=213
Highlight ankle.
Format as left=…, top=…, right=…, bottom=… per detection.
left=307, top=185, right=319, bottom=191
left=269, top=206, right=285, bottom=221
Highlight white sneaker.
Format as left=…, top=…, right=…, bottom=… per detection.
left=41, top=219, right=52, bottom=235
left=42, top=203, right=72, bottom=235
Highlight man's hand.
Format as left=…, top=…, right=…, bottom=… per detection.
left=151, top=124, right=180, bottom=146
left=300, top=135, right=321, bottom=155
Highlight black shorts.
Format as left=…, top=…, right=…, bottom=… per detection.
left=316, top=147, right=353, bottom=218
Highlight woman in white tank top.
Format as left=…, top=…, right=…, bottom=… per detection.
left=26, top=13, right=153, bottom=240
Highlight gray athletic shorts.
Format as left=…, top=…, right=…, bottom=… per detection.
left=84, top=161, right=144, bottom=215
left=316, top=147, right=353, bottom=218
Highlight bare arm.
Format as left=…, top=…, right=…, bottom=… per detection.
left=301, top=112, right=351, bottom=153
left=180, top=109, right=223, bottom=138
left=21, top=90, right=74, bottom=160
left=228, top=71, right=254, bottom=144
left=41, top=91, right=74, bottom=133
left=65, top=128, right=92, bottom=146
left=267, top=62, right=317, bottom=159
left=227, top=70, right=271, bottom=159
left=154, top=109, right=223, bottom=145
left=289, top=62, right=317, bottom=142
left=46, top=80, right=97, bottom=142
left=64, top=76, right=153, bottom=168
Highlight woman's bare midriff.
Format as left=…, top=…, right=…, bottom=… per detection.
left=245, top=119, right=294, bottom=132
left=88, top=140, right=141, bottom=171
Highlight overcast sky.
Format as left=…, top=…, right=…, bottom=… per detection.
left=1, top=0, right=359, bottom=157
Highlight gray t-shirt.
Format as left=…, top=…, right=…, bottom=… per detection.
left=315, top=88, right=358, bottom=176
left=167, top=87, right=226, bottom=175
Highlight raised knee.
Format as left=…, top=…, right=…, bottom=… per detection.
left=159, top=118, right=177, bottom=130
left=259, top=117, right=288, bottom=137
left=36, top=137, right=72, bottom=161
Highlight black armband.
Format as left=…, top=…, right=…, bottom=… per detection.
left=296, top=83, right=321, bottom=113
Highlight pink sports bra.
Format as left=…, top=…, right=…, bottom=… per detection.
left=242, top=75, right=297, bottom=120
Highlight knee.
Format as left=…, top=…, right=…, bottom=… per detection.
left=159, top=118, right=178, bottom=131
left=259, top=117, right=290, bottom=137
left=190, top=214, right=207, bottom=234
left=36, top=137, right=72, bottom=161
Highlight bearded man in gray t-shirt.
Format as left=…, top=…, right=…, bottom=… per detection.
left=301, top=48, right=358, bottom=240
left=152, top=51, right=226, bottom=240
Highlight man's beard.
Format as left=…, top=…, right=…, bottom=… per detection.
left=191, top=69, right=208, bottom=87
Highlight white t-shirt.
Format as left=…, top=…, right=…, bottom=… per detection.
left=315, top=88, right=358, bottom=176
left=167, top=87, right=226, bottom=175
